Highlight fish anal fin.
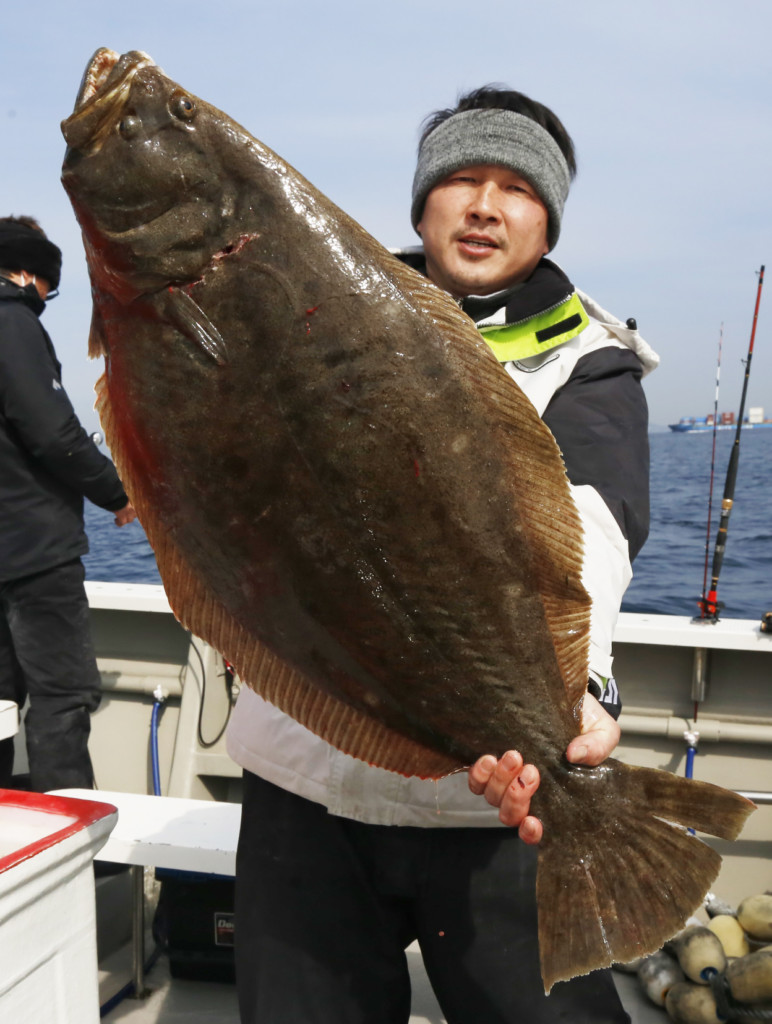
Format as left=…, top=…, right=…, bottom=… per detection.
left=160, top=540, right=462, bottom=778
left=240, top=643, right=464, bottom=779
left=472, top=363, right=591, bottom=707
left=540, top=599, right=592, bottom=711
left=120, top=463, right=462, bottom=779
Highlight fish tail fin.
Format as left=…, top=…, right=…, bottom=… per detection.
left=536, top=759, right=755, bottom=993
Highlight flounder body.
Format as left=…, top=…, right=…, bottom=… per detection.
left=60, top=49, right=754, bottom=991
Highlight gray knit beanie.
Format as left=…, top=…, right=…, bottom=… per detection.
left=411, top=108, right=571, bottom=250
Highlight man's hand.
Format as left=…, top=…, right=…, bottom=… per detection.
left=114, top=501, right=137, bottom=526
left=467, top=692, right=621, bottom=843
left=565, top=690, right=621, bottom=766
left=468, top=749, right=543, bottom=842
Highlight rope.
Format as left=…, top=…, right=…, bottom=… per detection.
left=709, top=970, right=772, bottom=1021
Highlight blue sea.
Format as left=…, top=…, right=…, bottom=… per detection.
left=623, top=429, right=771, bottom=619
left=83, top=429, right=772, bottom=621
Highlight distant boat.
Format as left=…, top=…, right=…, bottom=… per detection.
left=668, top=406, right=772, bottom=432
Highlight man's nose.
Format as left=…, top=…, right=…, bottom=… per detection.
left=467, top=182, right=501, bottom=221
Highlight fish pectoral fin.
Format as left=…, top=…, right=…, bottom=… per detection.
left=163, top=287, right=228, bottom=365
left=138, top=505, right=463, bottom=781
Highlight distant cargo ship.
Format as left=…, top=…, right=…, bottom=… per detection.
left=669, top=406, right=772, bottom=432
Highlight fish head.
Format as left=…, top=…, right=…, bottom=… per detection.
left=61, top=49, right=249, bottom=302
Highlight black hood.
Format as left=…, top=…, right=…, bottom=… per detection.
left=0, top=273, right=47, bottom=317
left=0, top=220, right=62, bottom=291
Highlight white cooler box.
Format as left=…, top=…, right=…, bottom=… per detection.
left=0, top=789, right=117, bottom=1022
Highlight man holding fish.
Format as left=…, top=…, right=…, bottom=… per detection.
left=62, top=49, right=755, bottom=1021
left=228, top=86, right=657, bottom=1023
left=62, top=42, right=757, bottom=1019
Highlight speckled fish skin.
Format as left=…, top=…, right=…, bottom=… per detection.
left=60, top=50, right=754, bottom=992
left=60, top=48, right=586, bottom=772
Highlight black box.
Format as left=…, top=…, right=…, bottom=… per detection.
left=154, top=868, right=235, bottom=983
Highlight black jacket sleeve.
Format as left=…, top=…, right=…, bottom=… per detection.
left=0, top=306, right=128, bottom=511
left=541, top=347, right=650, bottom=562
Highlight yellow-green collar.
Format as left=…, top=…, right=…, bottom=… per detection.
left=477, top=291, right=589, bottom=363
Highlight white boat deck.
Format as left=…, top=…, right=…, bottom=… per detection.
left=7, top=589, right=764, bottom=1023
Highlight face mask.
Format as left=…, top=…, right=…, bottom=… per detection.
left=17, top=275, right=47, bottom=316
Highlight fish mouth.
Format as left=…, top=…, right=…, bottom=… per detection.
left=61, top=48, right=156, bottom=151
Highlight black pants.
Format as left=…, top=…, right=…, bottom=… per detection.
left=235, top=772, right=630, bottom=1024
left=0, top=560, right=101, bottom=792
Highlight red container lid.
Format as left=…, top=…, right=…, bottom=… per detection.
left=0, top=789, right=117, bottom=874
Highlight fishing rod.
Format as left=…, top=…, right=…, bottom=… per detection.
left=697, top=324, right=724, bottom=621
left=686, top=279, right=763, bottom=790
left=688, top=324, right=720, bottom=780
left=697, top=265, right=765, bottom=623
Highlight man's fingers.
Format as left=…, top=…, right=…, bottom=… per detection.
left=114, top=501, right=138, bottom=527
left=566, top=692, right=621, bottom=766
left=477, top=749, right=525, bottom=806
left=468, top=750, right=525, bottom=800
left=566, top=732, right=607, bottom=766
left=467, top=754, right=498, bottom=795
left=468, top=751, right=543, bottom=838
left=517, top=815, right=543, bottom=845
left=467, top=693, right=621, bottom=839
left=496, top=765, right=540, bottom=828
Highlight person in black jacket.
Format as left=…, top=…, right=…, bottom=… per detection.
left=0, top=215, right=136, bottom=792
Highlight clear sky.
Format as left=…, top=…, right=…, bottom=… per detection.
left=2, top=0, right=770, bottom=432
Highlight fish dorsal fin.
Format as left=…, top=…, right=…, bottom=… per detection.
left=95, top=370, right=463, bottom=779
left=230, top=640, right=464, bottom=779
left=384, top=257, right=591, bottom=713
left=157, top=532, right=463, bottom=779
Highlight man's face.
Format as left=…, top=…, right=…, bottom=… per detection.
left=417, top=164, right=550, bottom=298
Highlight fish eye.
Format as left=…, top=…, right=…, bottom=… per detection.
left=171, top=92, right=196, bottom=122
left=118, top=115, right=141, bottom=139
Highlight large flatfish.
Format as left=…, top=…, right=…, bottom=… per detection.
left=60, top=49, right=754, bottom=991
